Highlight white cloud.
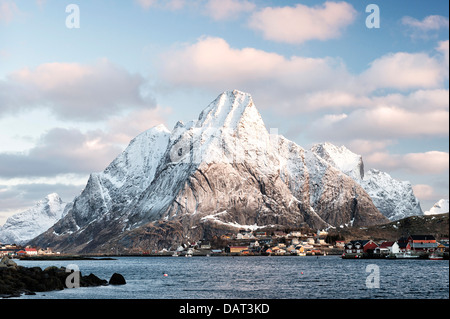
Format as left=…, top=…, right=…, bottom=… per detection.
left=0, top=107, right=171, bottom=178
left=436, top=40, right=449, bottom=73
left=204, top=0, right=255, bottom=21
left=309, top=106, right=449, bottom=141
left=402, top=15, right=449, bottom=40
left=360, top=52, right=444, bottom=90
left=160, top=37, right=448, bottom=114
left=159, top=36, right=355, bottom=112
left=135, top=0, right=186, bottom=10
left=135, top=0, right=158, bottom=9
left=0, top=59, right=155, bottom=121
left=402, top=15, right=449, bottom=31
left=248, top=1, right=356, bottom=44
left=0, top=0, right=19, bottom=23
left=364, top=151, right=449, bottom=175
left=412, top=184, right=436, bottom=201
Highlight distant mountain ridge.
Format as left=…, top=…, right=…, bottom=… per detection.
left=425, top=199, right=449, bottom=215
left=0, top=193, right=66, bottom=245
left=310, top=142, right=423, bottom=221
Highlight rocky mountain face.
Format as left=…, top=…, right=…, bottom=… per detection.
left=425, top=199, right=449, bottom=215
left=30, top=90, right=388, bottom=254
left=311, top=142, right=423, bottom=221
left=0, top=193, right=66, bottom=245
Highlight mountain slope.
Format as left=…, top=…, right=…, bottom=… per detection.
left=0, top=193, right=66, bottom=245
left=30, top=90, right=388, bottom=253
left=328, top=213, right=449, bottom=242
left=311, top=143, right=423, bottom=221
left=360, top=169, right=423, bottom=220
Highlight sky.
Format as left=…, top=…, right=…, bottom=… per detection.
left=0, top=0, right=448, bottom=225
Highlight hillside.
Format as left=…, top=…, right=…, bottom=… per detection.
left=328, top=213, right=449, bottom=242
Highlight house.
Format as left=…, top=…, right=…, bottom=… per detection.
left=335, top=241, right=345, bottom=248
left=374, top=241, right=400, bottom=255
left=199, top=242, right=211, bottom=249
left=436, top=243, right=447, bottom=253
left=254, top=231, right=267, bottom=238
left=258, top=237, right=273, bottom=245
left=273, top=231, right=287, bottom=238
left=345, top=240, right=378, bottom=254
left=271, top=246, right=286, bottom=255
left=249, top=240, right=260, bottom=248
left=24, top=247, right=38, bottom=255
left=288, top=231, right=302, bottom=238
left=236, top=230, right=254, bottom=240
left=16, top=250, right=27, bottom=256
left=220, top=234, right=233, bottom=240
left=227, top=246, right=248, bottom=254
left=408, top=235, right=437, bottom=252
left=397, top=237, right=412, bottom=252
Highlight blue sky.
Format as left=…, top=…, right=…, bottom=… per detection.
left=0, top=0, right=448, bottom=224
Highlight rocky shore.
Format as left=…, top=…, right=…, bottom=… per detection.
left=0, top=256, right=125, bottom=298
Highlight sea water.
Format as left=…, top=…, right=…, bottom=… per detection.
left=12, top=255, right=449, bottom=299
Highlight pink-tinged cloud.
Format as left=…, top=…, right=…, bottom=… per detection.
left=310, top=106, right=449, bottom=141
left=248, top=1, right=356, bottom=44
left=0, top=0, right=19, bottom=23
left=204, top=0, right=255, bottom=21
left=159, top=36, right=355, bottom=110
left=402, top=15, right=449, bottom=31
left=0, top=106, right=171, bottom=178
left=364, top=151, right=449, bottom=175
left=0, top=59, right=155, bottom=121
left=412, top=184, right=436, bottom=201
left=360, top=52, right=445, bottom=90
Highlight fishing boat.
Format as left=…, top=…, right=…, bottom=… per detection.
left=429, top=252, right=443, bottom=260
left=395, top=251, right=419, bottom=259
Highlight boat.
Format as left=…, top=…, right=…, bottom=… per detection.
left=172, top=252, right=178, bottom=257
left=394, top=251, right=419, bottom=259
left=429, top=253, right=443, bottom=260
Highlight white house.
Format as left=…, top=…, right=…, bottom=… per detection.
left=374, top=241, right=400, bottom=255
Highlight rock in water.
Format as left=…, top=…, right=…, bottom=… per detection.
left=109, top=273, right=126, bottom=285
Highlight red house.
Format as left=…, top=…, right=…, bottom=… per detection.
left=408, top=235, right=437, bottom=252
left=345, top=240, right=378, bottom=254
left=397, top=237, right=412, bottom=252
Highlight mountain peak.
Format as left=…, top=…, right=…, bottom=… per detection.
left=424, top=199, right=449, bottom=215
left=197, top=90, right=265, bottom=132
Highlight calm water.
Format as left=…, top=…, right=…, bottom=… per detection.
left=13, top=256, right=449, bottom=299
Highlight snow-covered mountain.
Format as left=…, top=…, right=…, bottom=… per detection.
left=360, top=169, right=423, bottom=220
left=424, top=199, right=449, bottom=215
left=0, top=193, right=66, bottom=245
left=31, top=90, right=388, bottom=254
left=311, top=143, right=423, bottom=221
left=310, top=142, right=364, bottom=181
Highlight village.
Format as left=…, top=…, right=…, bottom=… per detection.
left=1, top=229, right=449, bottom=260
left=0, top=244, right=57, bottom=258
left=160, top=229, right=450, bottom=259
